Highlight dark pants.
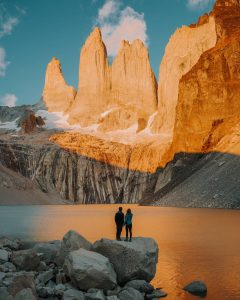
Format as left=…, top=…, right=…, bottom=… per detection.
left=126, top=224, right=132, bottom=240
left=116, top=224, right=123, bottom=240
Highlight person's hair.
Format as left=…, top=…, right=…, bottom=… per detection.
left=119, top=207, right=123, bottom=212
left=127, top=208, right=131, bottom=214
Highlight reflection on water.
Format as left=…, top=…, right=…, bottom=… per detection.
left=0, top=205, right=239, bottom=300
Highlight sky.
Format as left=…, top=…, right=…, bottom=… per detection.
left=0, top=0, right=215, bottom=106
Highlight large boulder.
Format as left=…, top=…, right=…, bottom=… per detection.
left=11, top=249, right=40, bottom=271
left=7, top=273, right=36, bottom=297
left=15, top=288, right=37, bottom=300
left=33, top=241, right=61, bottom=263
left=56, top=230, right=92, bottom=266
left=118, top=287, right=144, bottom=300
left=92, top=238, right=158, bottom=284
left=0, top=237, right=20, bottom=250
left=0, top=249, right=9, bottom=263
left=64, top=248, right=117, bottom=291
left=0, top=287, right=14, bottom=300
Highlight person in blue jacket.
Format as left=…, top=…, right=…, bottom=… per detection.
left=124, top=208, right=133, bottom=242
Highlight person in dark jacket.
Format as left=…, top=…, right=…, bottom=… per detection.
left=124, top=208, right=133, bottom=242
left=115, top=207, right=124, bottom=241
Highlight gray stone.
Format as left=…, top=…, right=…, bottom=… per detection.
left=56, top=230, right=92, bottom=266
left=37, top=270, right=54, bottom=284
left=0, top=287, right=14, bottom=300
left=37, top=286, right=55, bottom=298
left=118, top=287, right=144, bottom=300
left=11, top=249, right=40, bottom=271
left=63, top=288, right=85, bottom=300
left=54, top=283, right=66, bottom=297
left=0, top=262, right=16, bottom=272
left=183, top=281, right=207, bottom=296
left=145, top=289, right=168, bottom=299
left=0, top=237, right=20, bottom=250
left=7, top=273, right=36, bottom=297
left=0, top=249, right=9, bottom=263
left=64, top=248, right=117, bottom=291
left=15, top=288, right=37, bottom=300
left=125, top=280, right=154, bottom=293
left=0, top=272, right=5, bottom=283
left=56, top=272, right=67, bottom=284
left=85, top=290, right=106, bottom=300
left=33, top=241, right=61, bottom=263
left=92, top=238, right=158, bottom=284
left=106, top=286, right=121, bottom=296
left=107, top=296, right=119, bottom=300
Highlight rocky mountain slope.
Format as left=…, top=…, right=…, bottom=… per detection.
left=1, top=0, right=240, bottom=207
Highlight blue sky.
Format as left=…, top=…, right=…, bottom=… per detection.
left=0, top=0, right=214, bottom=106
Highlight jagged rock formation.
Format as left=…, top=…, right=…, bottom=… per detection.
left=100, top=39, right=157, bottom=132
left=171, top=0, right=240, bottom=155
left=68, top=28, right=157, bottom=132
left=68, top=28, right=111, bottom=127
left=151, top=14, right=217, bottom=135
left=42, top=57, right=76, bottom=112
left=18, top=110, right=45, bottom=134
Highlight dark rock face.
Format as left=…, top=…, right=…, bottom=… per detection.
left=0, top=139, right=154, bottom=204
left=18, top=110, right=45, bottom=134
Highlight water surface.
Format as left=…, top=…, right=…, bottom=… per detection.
left=0, top=205, right=239, bottom=300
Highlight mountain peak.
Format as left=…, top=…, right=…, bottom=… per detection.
left=214, top=0, right=240, bottom=7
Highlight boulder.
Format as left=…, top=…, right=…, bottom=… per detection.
left=63, top=230, right=92, bottom=251
left=124, top=280, right=154, bottom=294
left=37, top=270, right=54, bottom=284
left=92, top=238, right=158, bottom=284
left=0, top=249, right=9, bottom=263
left=56, top=230, right=92, bottom=266
left=64, top=248, right=117, bottom=291
left=0, top=287, right=14, bottom=300
left=118, top=287, right=144, bottom=300
left=33, top=241, right=61, bottom=263
left=62, top=288, right=85, bottom=300
left=183, top=281, right=207, bottom=296
left=85, top=290, right=106, bottom=300
left=107, top=296, right=119, bottom=300
left=15, top=288, right=37, bottom=300
left=0, top=262, right=16, bottom=272
left=0, top=237, right=20, bottom=250
left=11, top=249, right=40, bottom=271
left=0, top=272, right=5, bottom=283
left=7, top=273, right=36, bottom=297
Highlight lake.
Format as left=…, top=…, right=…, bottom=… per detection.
left=0, top=204, right=239, bottom=300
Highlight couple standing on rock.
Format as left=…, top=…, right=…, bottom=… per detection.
left=115, top=207, right=133, bottom=242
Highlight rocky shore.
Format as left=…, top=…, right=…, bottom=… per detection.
left=0, top=231, right=208, bottom=299
left=0, top=230, right=167, bottom=300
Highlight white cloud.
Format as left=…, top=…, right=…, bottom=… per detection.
left=187, top=0, right=214, bottom=10
left=0, top=47, right=9, bottom=77
left=0, top=93, right=18, bottom=107
left=96, top=0, right=148, bottom=57
left=0, top=17, right=18, bottom=38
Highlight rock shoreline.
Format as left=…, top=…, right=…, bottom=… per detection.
left=0, top=230, right=207, bottom=299
left=0, top=230, right=166, bottom=300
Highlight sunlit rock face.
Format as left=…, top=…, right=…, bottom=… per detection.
left=68, top=28, right=111, bottom=127
left=100, top=40, right=157, bottom=132
left=151, top=15, right=217, bottom=136
left=42, top=57, right=76, bottom=112
left=171, top=0, right=240, bottom=155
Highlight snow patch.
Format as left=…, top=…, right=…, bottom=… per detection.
left=0, top=118, right=19, bottom=130
left=100, top=107, right=116, bottom=118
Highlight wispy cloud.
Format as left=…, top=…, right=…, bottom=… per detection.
left=0, top=47, right=9, bottom=76
left=96, top=0, right=148, bottom=57
left=0, top=93, right=18, bottom=107
left=187, top=0, right=214, bottom=10
left=0, top=16, right=18, bottom=38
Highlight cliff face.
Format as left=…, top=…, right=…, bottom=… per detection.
left=42, top=58, right=76, bottom=112
left=68, top=28, right=111, bottom=127
left=152, top=15, right=217, bottom=135
left=171, top=0, right=240, bottom=155
left=0, top=134, right=154, bottom=204
left=101, top=40, right=157, bottom=132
